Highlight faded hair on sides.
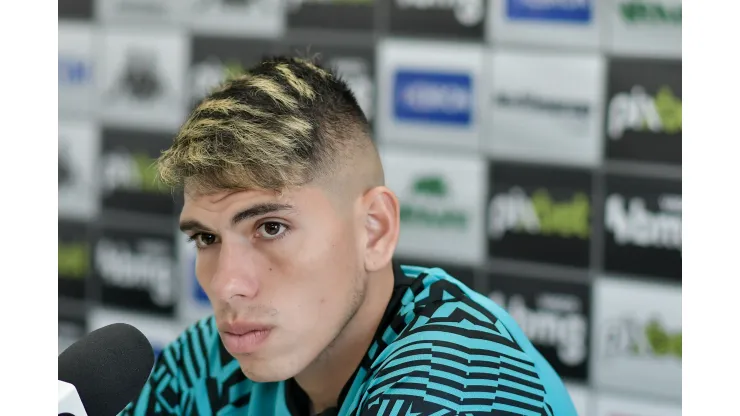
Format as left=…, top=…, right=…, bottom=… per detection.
left=157, top=55, right=374, bottom=195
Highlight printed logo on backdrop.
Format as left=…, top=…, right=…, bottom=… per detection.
left=505, top=0, right=592, bottom=23
left=286, top=0, right=375, bottom=32
left=190, top=36, right=276, bottom=107
left=487, top=163, right=593, bottom=268
left=100, top=128, right=176, bottom=218
left=393, top=69, right=473, bottom=127
left=100, top=30, right=187, bottom=129
left=605, top=58, right=681, bottom=165
left=389, top=0, right=487, bottom=39
left=93, top=228, right=177, bottom=316
left=96, top=0, right=180, bottom=23
left=401, top=175, right=469, bottom=231
left=619, top=0, right=681, bottom=25
left=603, top=175, right=681, bottom=280
left=58, top=122, right=100, bottom=221
left=186, top=0, right=285, bottom=37
left=487, top=273, right=591, bottom=382
left=59, top=56, right=92, bottom=88
left=59, top=220, right=91, bottom=301
left=59, top=23, right=96, bottom=116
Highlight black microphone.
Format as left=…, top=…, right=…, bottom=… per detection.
left=58, top=323, right=155, bottom=416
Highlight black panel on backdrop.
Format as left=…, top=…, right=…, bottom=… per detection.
left=287, top=0, right=375, bottom=32
left=487, top=162, right=593, bottom=268
left=388, top=0, right=487, bottom=40
left=190, top=36, right=278, bottom=108
left=395, top=257, right=477, bottom=292
left=603, top=174, right=682, bottom=281
left=100, top=128, right=176, bottom=217
left=605, top=58, right=682, bottom=165
left=484, top=272, right=592, bottom=383
left=59, top=219, right=91, bottom=300
left=59, top=0, right=94, bottom=19
left=92, top=227, right=178, bottom=316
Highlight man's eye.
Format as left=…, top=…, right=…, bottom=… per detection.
left=190, top=233, right=218, bottom=248
left=257, top=222, right=288, bottom=239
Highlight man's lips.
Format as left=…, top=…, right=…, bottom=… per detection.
left=219, top=322, right=274, bottom=354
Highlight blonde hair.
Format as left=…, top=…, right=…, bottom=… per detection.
left=157, top=56, right=371, bottom=194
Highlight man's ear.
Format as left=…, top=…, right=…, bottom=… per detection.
left=361, top=186, right=400, bottom=273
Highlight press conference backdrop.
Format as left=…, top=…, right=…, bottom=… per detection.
left=58, top=1, right=682, bottom=415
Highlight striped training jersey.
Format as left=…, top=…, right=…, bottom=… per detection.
left=120, top=263, right=577, bottom=415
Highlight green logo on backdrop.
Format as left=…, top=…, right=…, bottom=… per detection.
left=58, top=242, right=89, bottom=279
left=401, top=175, right=467, bottom=229
left=620, top=1, right=681, bottom=24
left=134, top=153, right=169, bottom=194
left=654, top=86, right=682, bottom=134
left=523, top=189, right=590, bottom=239
left=628, top=319, right=682, bottom=359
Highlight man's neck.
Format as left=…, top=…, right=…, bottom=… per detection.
left=294, top=265, right=395, bottom=414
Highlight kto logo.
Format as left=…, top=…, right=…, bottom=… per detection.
left=393, top=69, right=473, bottom=126
left=395, top=0, right=485, bottom=26
left=488, top=187, right=591, bottom=240
left=607, top=85, right=682, bottom=139
left=401, top=175, right=468, bottom=230
left=506, top=0, right=592, bottom=23
left=59, top=56, right=92, bottom=86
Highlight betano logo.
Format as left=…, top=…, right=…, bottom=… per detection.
left=102, top=150, right=169, bottom=194
left=95, top=238, right=174, bottom=307
left=605, top=193, right=681, bottom=251
left=58, top=242, right=89, bottom=279
left=506, top=0, right=592, bottom=23
left=488, top=187, right=590, bottom=240
left=394, top=69, right=473, bottom=126
left=190, top=58, right=246, bottom=103
left=607, top=85, right=682, bottom=140
left=490, top=291, right=588, bottom=366
left=59, top=56, right=92, bottom=86
left=620, top=0, right=681, bottom=25
left=604, top=316, right=681, bottom=360
left=400, top=175, right=467, bottom=230
left=395, top=0, right=485, bottom=26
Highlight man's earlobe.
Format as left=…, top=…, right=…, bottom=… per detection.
left=363, top=187, right=400, bottom=273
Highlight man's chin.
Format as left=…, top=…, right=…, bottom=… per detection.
left=236, top=358, right=297, bottom=383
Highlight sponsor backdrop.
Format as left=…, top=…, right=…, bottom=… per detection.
left=58, top=0, right=682, bottom=414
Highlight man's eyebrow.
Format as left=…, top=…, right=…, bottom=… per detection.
left=179, top=220, right=211, bottom=233
left=231, top=203, right=294, bottom=226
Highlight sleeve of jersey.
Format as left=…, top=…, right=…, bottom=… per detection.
left=118, top=340, right=184, bottom=416
left=357, top=302, right=564, bottom=416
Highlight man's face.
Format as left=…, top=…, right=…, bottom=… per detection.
left=179, top=184, right=366, bottom=382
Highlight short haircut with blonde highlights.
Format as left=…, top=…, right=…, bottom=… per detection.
left=157, top=56, right=374, bottom=195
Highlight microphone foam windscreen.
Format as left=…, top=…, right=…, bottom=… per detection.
left=58, top=323, right=155, bottom=416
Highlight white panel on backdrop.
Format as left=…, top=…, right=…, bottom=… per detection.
left=98, top=28, right=188, bottom=130
left=488, top=0, right=603, bottom=50
left=185, top=0, right=286, bottom=38
left=486, top=49, right=605, bottom=167
left=59, top=22, right=96, bottom=117
left=96, top=0, right=183, bottom=25
left=606, top=0, right=682, bottom=58
left=593, top=392, right=681, bottom=416
left=88, top=307, right=187, bottom=357
left=564, top=383, right=592, bottom=416
left=380, top=146, right=486, bottom=264
left=59, top=121, right=101, bottom=221
left=591, top=276, right=682, bottom=401
left=377, top=39, right=485, bottom=152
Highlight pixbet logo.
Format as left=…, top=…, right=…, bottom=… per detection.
left=395, top=0, right=485, bottom=26
left=95, top=238, right=175, bottom=307
left=605, top=193, right=681, bottom=251
left=101, top=149, right=168, bottom=194
left=394, top=69, right=473, bottom=126
left=489, top=291, right=588, bottom=366
left=488, top=187, right=590, bottom=240
left=603, top=316, right=681, bottom=360
left=607, top=85, right=682, bottom=140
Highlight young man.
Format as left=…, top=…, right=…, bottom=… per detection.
left=120, top=56, right=577, bottom=416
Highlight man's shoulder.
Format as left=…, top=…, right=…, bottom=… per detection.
left=358, top=264, right=577, bottom=415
